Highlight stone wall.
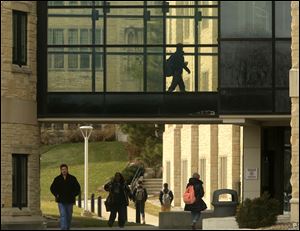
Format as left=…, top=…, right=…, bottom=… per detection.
left=1, top=1, right=44, bottom=228
left=290, top=1, right=299, bottom=223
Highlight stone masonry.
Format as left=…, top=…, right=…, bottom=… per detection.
left=290, top=1, right=299, bottom=223
left=1, top=1, right=44, bottom=228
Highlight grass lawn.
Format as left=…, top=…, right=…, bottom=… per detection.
left=41, top=141, right=128, bottom=201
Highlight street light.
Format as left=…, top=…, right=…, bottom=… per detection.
left=79, top=126, right=93, bottom=215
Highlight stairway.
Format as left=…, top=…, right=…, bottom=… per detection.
left=143, top=178, right=163, bottom=196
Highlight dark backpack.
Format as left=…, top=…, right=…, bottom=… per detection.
left=165, top=54, right=175, bottom=77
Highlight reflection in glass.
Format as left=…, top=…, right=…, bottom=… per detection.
left=275, top=1, right=291, bottom=38
left=107, top=9, right=143, bottom=45
left=221, top=1, right=272, bottom=38
left=147, top=55, right=164, bottom=92
left=198, top=56, right=218, bottom=91
left=199, top=19, right=218, bottom=44
left=107, top=55, right=144, bottom=92
left=221, top=41, right=272, bottom=88
left=276, top=42, right=291, bottom=88
left=48, top=49, right=104, bottom=92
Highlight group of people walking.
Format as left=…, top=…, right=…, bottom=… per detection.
left=50, top=164, right=206, bottom=230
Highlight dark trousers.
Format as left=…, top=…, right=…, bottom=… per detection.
left=135, top=201, right=145, bottom=223
left=108, top=205, right=127, bottom=227
left=168, top=70, right=186, bottom=92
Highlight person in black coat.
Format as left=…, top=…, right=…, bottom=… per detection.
left=184, top=173, right=207, bottom=230
left=167, top=43, right=191, bottom=92
left=104, top=172, right=132, bottom=228
left=50, top=164, right=81, bottom=230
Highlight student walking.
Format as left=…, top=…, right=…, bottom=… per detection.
left=104, top=172, right=132, bottom=228
left=183, top=173, right=207, bottom=230
left=159, top=183, right=174, bottom=212
left=132, top=180, right=148, bottom=224
left=50, top=164, right=81, bottom=230
left=166, top=43, right=191, bottom=92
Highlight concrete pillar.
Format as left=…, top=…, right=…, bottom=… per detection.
left=191, top=125, right=199, bottom=174
left=290, top=1, right=299, bottom=223
left=243, top=126, right=261, bottom=200
left=173, top=125, right=182, bottom=207
left=210, top=125, right=218, bottom=204
left=232, top=125, right=241, bottom=199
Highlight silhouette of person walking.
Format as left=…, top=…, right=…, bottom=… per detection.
left=167, top=43, right=191, bottom=92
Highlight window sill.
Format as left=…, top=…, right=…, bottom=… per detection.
left=11, top=64, right=32, bottom=75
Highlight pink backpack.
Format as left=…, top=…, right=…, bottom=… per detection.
left=183, top=185, right=196, bottom=204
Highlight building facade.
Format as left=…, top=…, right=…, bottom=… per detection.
left=1, top=1, right=45, bottom=229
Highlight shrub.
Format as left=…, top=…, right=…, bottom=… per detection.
left=235, top=192, right=281, bottom=229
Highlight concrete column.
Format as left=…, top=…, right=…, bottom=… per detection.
left=243, top=126, right=261, bottom=200
left=290, top=1, right=299, bottom=223
left=210, top=125, right=218, bottom=204
left=232, top=125, right=241, bottom=199
left=173, top=125, right=182, bottom=207
left=191, top=125, right=199, bottom=174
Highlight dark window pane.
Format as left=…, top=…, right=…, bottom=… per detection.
left=68, top=54, right=78, bottom=68
left=276, top=41, right=291, bottom=88
left=54, top=54, right=64, bottom=68
left=12, top=11, right=27, bottom=65
left=220, top=41, right=272, bottom=88
left=12, top=154, right=28, bottom=208
left=80, top=54, right=90, bottom=68
left=221, top=1, right=272, bottom=38
left=275, top=90, right=291, bottom=113
left=276, top=1, right=291, bottom=38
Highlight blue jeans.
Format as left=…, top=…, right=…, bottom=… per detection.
left=58, top=203, right=73, bottom=230
left=191, top=211, right=201, bottom=224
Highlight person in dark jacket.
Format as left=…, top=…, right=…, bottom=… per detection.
left=50, top=164, right=81, bottom=230
left=184, top=172, right=207, bottom=230
left=167, top=43, right=191, bottom=92
left=104, top=172, right=132, bottom=228
left=132, top=180, right=148, bottom=224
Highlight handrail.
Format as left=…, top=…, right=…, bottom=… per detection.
left=130, top=166, right=142, bottom=190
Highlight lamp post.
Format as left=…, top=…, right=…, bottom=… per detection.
left=79, top=126, right=93, bottom=215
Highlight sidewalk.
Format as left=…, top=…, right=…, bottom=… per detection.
left=76, top=200, right=159, bottom=226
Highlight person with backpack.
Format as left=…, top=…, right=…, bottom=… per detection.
left=183, top=173, right=207, bottom=230
left=159, top=183, right=174, bottom=212
left=104, top=172, right=132, bottom=228
left=132, top=180, right=148, bottom=224
left=165, top=43, right=191, bottom=92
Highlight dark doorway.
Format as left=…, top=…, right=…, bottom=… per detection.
left=261, top=127, right=292, bottom=214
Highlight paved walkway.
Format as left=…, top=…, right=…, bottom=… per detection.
left=76, top=199, right=159, bottom=226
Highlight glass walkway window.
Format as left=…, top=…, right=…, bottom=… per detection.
left=47, top=1, right=219, bottom=93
